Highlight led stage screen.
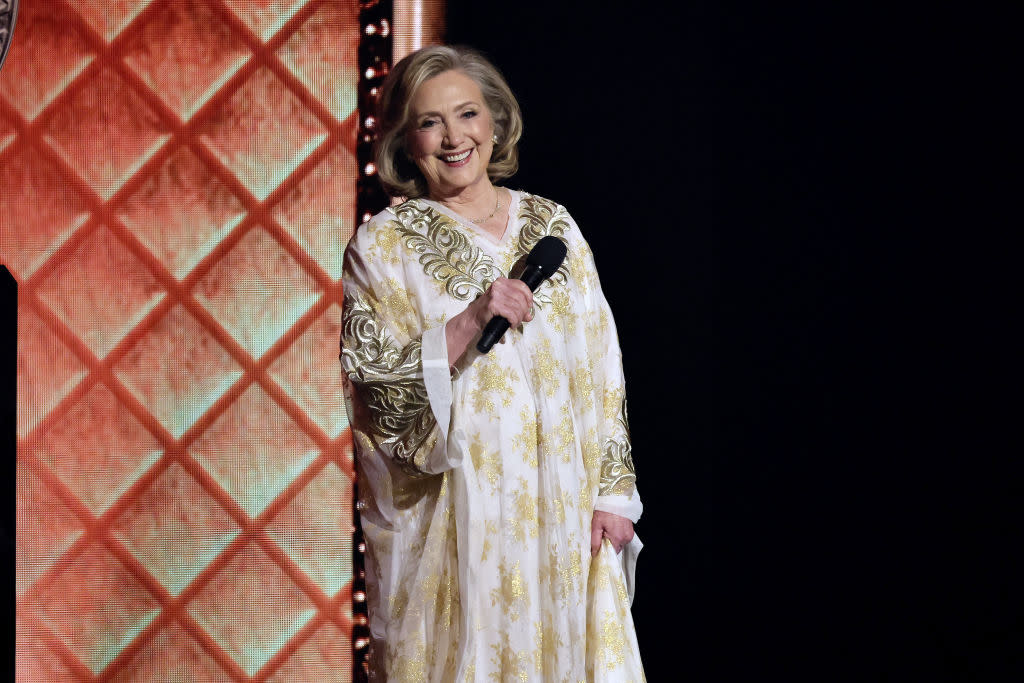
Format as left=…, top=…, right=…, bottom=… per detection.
left=0, top=0, right=376, bottom=679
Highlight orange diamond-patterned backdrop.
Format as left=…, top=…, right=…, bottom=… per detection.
left=1, top=1, right=362, bottom=679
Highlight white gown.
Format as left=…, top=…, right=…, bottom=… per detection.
left=340, top=190, right=645, bottom=682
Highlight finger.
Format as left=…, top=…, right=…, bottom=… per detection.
left=600, top=532, right=619, bottom=554
left=501, top=286, right=528, bottom=311
left=514, top=293, right=533, bottom=322
left=491, top=288, right=521, bottom=313
left=506, top=285, right=532, bottom=311
left=492, top=283, right=530, bottom=313
left=499, top=279, right=526, bottom=301
left=488, top=305, right=522, bottom=340
left=488, top=299, right=516, bottom=323
left=603, top=537, right=622, bottom=554
left=605, top=529, right=631, bottom=553
left=495, top=305, right=521, bottom=329
left=507, top=301, right=528, bottom=328
left=509, top=279, right=532, bottom=297
left=590, top=521, right=604, bottom=558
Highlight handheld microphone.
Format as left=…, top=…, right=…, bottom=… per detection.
left=476, top=235, right=568, bottom=353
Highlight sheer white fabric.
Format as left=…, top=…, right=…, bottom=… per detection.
left=341, top=190, right=645, bottom=681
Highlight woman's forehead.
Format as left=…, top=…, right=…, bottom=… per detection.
left=411, top=70, right=484, bottom=112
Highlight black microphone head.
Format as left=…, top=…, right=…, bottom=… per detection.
left=525, top=236, right=568, bottom=277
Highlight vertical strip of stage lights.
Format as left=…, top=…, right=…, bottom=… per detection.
left=354, top=1, right=392, bottom=678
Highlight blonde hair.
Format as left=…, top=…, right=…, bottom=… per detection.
left=374, top=45, right=523, bottom=199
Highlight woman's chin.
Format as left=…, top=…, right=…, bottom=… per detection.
left=433, top=171, right=489, bottom=196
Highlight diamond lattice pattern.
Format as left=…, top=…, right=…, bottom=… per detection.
left=1, top=1, right=359, bottom=679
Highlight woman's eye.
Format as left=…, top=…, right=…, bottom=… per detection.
left=462, top=110, right=478, bottom=118
left=419, top=119, right=438, bottom=129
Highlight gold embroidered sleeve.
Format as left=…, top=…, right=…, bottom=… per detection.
left=341, top=292, right=437, bottom=477
left=598, top=396, right=636, bottom=496
left=564, top=220, right=638, bottom=498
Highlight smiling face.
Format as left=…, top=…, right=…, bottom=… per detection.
left=405, top=69, right=496, bottom=200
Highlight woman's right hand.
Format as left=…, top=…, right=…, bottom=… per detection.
left=445, top=277, right=534, bottom=366
left=468, top=277, right=535, bottom=331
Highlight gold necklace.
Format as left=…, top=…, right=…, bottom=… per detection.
left=469, top=190, right=501, bottom=224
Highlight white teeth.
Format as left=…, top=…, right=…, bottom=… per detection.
left=442, top=149, right=471, bottom=163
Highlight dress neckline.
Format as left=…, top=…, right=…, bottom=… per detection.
left=422, top=189, right=520, bottom=247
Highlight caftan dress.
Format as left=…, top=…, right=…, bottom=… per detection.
left=340, top=190, right=645, bottom=682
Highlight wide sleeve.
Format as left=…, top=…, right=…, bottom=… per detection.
left=339, top=218, right=457, bottom=478
left=564, top=213, right=643, bottom=523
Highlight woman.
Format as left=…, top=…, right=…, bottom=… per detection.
left=341, top=45, right=644, bottom=681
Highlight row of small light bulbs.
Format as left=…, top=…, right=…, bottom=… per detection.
left=353, top=7, right=392, bottom=666
left=360, top=17, right=392, bottom=226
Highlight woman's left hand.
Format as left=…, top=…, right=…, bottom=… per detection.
left=591, top=510, right=634, bottom=556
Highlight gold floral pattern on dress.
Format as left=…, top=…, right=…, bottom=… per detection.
left=388, top=636, right=428, bottom=682
left=569, top=362, right=596, bottom=411
left=469, top=431, right=502, bottom=492
left=603, top=385, right=625, bottom=426
left=429, top=564, right=458, bottom=632
left=481, top=520, right=498, bottom=563
left=513, top=405, right=539, bottom=466
left=340, top=292, right=435, bottom=477
left=391, top=200, right=502, bottom=300
left=544, top=404, right=577, bottom=464
left=541, top=541, right=583, bottom=607
left=376, top=276, right=417, bottom=338
left=581, top=427, right=602, bottom=472
left=389, top=583, right=410, bottom=622
left=468, top=354, right=520, bottom=414
left=539, top=490, right=572, bottom=528
left=368, top=223, right=402, bottom=265
left=489, top=630, right=534, bottom=681
left=567, top=243, right=598, bottom=296
left=585, top=306, right=611, bottom=351
left=490, top=560, right=530, bottom=622
left=579, top=474, right=593, bottom=514
left=549, top=287, right=578, bottom=335
left=508, top=476, right=539, bottom=545
left=597, top=609, right=628, bottom=669
left=528, top=334, right=566, bottom=398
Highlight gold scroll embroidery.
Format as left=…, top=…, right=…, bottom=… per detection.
left=598, top=397, right=636, bottom=496
left=391, top=201, right=502, bottom=300
left=341, top=292, right=435, bottom=477
left=514, top=194, right=571, bottom=307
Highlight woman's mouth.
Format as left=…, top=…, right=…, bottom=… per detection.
left=440, top=149, right=472, bottom=166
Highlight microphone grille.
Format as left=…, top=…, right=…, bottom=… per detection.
left=525, top=235, right=568, bottom=276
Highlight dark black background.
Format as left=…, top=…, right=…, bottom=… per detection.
left=445, top=1, right=1020, bottom=681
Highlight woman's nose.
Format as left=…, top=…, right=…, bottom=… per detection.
left=443, top=122, right=464, bottom=147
